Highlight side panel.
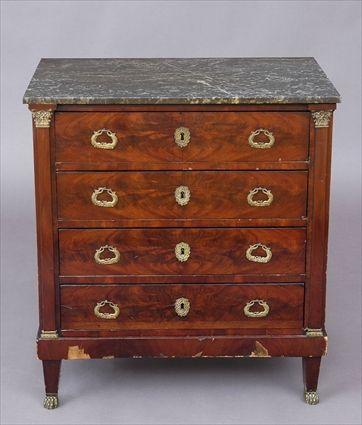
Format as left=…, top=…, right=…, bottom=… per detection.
left=31, top=106, right=59, bottom=336
left=305, top=107, right=334, bottom=329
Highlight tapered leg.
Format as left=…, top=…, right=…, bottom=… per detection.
left=42, top=360, right=61, bottom=409
left=303, top=357, right=321, bottom=405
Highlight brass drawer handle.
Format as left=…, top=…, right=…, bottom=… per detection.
left=91, top=129, right=118, bottom=150
left=91, top=187, right=118, bottom=208
left=248, top=129, right=275, bottom=149
left=94, top=245, right=120, bottom=265
left=175, top=185, right=191, bottom=206
left=244, top=299, right=270, bottom=318
left=175, top=297, right=190, bottom=317
left=94, top=300, right=120, bottom=319
left=174, top=127, right=190, bottom=148
left=246, top=243, right=272, bottom=263
left=247, top=187, right=274, bottom=207
left=175, top=242, right=191, bottom=262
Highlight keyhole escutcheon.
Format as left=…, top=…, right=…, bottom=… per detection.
left=175, top=242, right=191, bottom=262
left=174, top=127, right=190, bottom=148
left=175, top=186, right=191, bottom=206
left=175, top=297, right=190, bottom=317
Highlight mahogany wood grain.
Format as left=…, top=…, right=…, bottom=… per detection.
left=27, top=101, right=336, bottom=403
left=55, top=111, right=309, bottom=166
left=59, top=228, right=306, bottom=277
left=60, top=327, right=305, bottom=338
left=303, top=357, right=322, bottom=392
left=179, top=112, right=309, bottom=163
left=56, top=112, right=181, bottom=164
left=56, top=161, right=309, bottom=172
left=42, top=360, right=61, bottom=395
left=304, top=110, right=333, bottom=329
left=32, top=108, right=58, bottom=333
left=58, top=218, right=307, bottom=229
left=37, top=335, right=328, bottom=360
left=59, top=274, right=306, bottom=285
left=60, top=283, right=304, bottom=331
left=57, top=171, right=308, bottom=222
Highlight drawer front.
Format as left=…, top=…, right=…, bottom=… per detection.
left=55, top=112, right=309, bottom=165
left=57, top=171, right=308, bottom=221
left=176, top=112, right=309, bottom=162
left=55, top=112, right=182, bottom=164
left=60, top=284, right=304, bottom=331
left=59, top=228, right=306, bottom=276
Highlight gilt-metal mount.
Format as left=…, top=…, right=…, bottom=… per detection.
left=32, top=110, right=53, bottom=128
left=305, top=328, right=324, bottom=337
left=312, top=110, right=332, bottom=128
left=40, top=330, right=59, bottom=339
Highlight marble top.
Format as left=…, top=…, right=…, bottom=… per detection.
left=23, top=58, right=340, bottom=105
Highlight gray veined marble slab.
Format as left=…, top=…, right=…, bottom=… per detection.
left=23, top=58, right=340, bottom=105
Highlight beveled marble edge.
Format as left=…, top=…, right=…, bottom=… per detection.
left=23, top=95, right=340, bottom=105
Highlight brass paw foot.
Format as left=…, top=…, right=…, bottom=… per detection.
left=43, top=394, right=59, bottom=409
left=304, top=390, right=319, bottom=405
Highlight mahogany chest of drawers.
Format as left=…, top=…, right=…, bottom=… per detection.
left=23, top=58, right=340, bottom=408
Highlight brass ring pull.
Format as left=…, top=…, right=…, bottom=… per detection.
left=244, top=299, right=270, bottom=318
left=175, top=185, right=191, bottom=206
left=175, top=297, right=190, bottom=317
left=175, top=242, right=191, bottom=262
left=247, top=187, right=274, bottom=207
left=91, top=129, right=118, bottom=150
left=94, top=245, right=120, bottom=265
left=246, top=243, right=272, bottom=263
left=91, top=187, right=118, bottom=208
left=248, top=129, right=275, bottom=149
left=94, top=300, right=120, bottom=319
left=174, top=127, right=190, bottom=148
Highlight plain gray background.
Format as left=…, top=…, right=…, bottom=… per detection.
left=1, top=1, right=361, bottom=424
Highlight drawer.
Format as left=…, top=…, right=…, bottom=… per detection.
left=59, top=228, right=306, bottom=276
left=55, top=112, right=309, bottom=165
left=60, top=284, right=304, bottom=331
left=55, top=112, right=181, bottom=164
left=57, top=171, right=308, bottom=222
